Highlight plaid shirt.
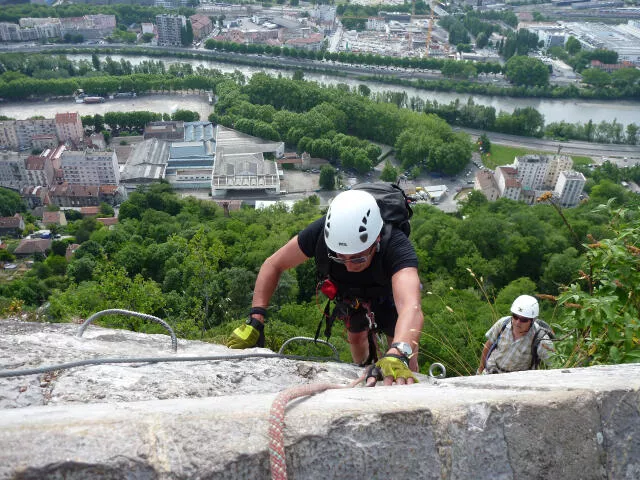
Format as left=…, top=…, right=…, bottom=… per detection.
left=484, top=316, right=554, bottom=373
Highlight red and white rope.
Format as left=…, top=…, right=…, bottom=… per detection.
left=268, top=375, right=366, bottom=480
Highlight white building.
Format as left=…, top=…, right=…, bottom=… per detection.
left=563, top=21, right=640, bottom=65
left=544, top=155, right=573, bottom=188
left=514, top=154, right=549, bottom=190
left=495, top=166, right=522, bottom=201
left=367, top=17, right=386, bottom=31
left=61, top=150, right=120, bottom=186
left=554, top=171, right=586, bottom=207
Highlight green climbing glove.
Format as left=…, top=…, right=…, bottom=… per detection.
left=374, top=355, right=418, bottom=384
left=226, top=317, right=265, bottom=349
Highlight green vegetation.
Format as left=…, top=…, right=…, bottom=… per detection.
left=0, top=188, right=26, bottom=217
left=1, top=180, right=638, bottom=375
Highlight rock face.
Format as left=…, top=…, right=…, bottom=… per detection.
left=1, top=319, right=639, bottom=480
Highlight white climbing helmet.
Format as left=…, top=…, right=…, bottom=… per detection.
left=510, top=295, right=539, bottom=319
left=324, top=190, right=383, bottom=255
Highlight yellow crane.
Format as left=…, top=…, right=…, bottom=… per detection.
left=425, top=0, right=434, bottom=58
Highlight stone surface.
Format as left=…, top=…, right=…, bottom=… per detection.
left=1, top=320, right=639, bottom=480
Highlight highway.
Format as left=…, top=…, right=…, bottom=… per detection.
left=460, top=128, right=640, bottom=163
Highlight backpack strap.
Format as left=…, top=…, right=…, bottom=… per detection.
left=486, top=317, right=510, bottom=365
left=530, top=321, right=553, bottom=369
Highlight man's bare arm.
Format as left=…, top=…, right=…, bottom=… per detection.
left=389, top=267, right=424, bottom=372
left=251, top=235, right=309, bottom=322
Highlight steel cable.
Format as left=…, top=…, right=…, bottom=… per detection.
left=0, top=353, right=348, bottom=379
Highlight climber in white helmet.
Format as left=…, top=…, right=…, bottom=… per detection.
left=227, top=188, right=424, bottom=386
left=477, top=295, right=555, bottom=375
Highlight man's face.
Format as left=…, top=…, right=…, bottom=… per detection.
left=330, top=243, right=377, bottom=273
left=511, top=313, right=533, bottom=334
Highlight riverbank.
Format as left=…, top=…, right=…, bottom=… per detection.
left=3, top=45, right=639, bottom=103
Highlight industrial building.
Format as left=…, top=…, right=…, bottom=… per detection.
left=563, top=20, right=640, bottom=65
left=211, top=126, right=284, bottom=197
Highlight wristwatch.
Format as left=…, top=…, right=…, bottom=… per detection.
left=246, top=316, right=264, bottom=332
left=390, top=342, right=413, bottom=359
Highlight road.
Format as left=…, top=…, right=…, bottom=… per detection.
left=460, top=128, right=640, bottom=163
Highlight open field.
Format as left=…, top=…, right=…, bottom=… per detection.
left=482, top=144, right=593, bottom=169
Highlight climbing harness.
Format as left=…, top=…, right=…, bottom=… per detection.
left=314, top=295, right=382, bottom=366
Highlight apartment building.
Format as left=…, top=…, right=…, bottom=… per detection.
left=48, top=183, right=100, bottom=208
left=367, top=17, right=386, bottom=31
left=514, top=155, right=549, bottom=190
left=554, top=171, right=586, bottom=207
left=25, top=155, right=54, bottom=187
left=19, top=17, right=62, bottom=39
left=59, top=15, right=116, bottom=40
left=0, top=121, right=19, bottom=150
left=495, top=166, right=522, bottom=201
left=474, top=154, right=584, bottom=208
left=475, top=170, right=501, bottom=201
left=0, top=113, right=84, bottom=151
left=61, top=150, right=120, bottom=186
left=0, top=152, right=29, bottom=190
left=156, top=14, right=186, bottom=47
left=31, top=134, right=58, bottom=151
left=15, top=119, right=57, bottom=150
left=543, top=155, right=573, bottom=188
left=55, top=112, right=84, bottom=144
left=21, top=185, right=50, bottom=209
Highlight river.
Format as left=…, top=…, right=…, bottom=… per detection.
left=65, top=53, right=640, bottom=128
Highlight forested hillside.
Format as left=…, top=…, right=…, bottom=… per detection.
left=1, top=181, right=638, bottom=376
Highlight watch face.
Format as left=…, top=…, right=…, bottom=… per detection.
left=393, top=342, right=412, bottom=356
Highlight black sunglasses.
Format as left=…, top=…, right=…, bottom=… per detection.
left=512, top=314, right=533, bottom=323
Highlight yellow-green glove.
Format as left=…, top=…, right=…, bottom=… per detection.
left=226, top=317, right=265, bottom=349
left=375, top=355, right=418, bottom=383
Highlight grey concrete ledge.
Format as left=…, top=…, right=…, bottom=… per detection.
left=1, top=320, right=639, bottom=479
left=1, top=364, right=639, bottom=480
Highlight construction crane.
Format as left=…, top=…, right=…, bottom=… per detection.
left=425, top=0, right=434, bottom=58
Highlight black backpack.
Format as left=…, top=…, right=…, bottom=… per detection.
left=486, top=317, right=555, bottom=370
left=352, top=182, right=413, bottom=238
left=316, top=181, right=413, bottom=280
